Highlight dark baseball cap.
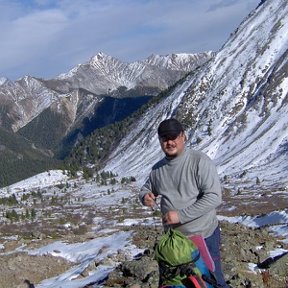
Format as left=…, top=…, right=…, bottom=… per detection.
left=158, top=118, right=184, bottom=139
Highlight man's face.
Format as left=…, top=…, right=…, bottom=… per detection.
left=159, top=132, right=185, bottom=158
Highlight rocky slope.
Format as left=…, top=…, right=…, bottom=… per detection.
left=0, top=213, right=287, bottom=288
left=104, top=222, right=288, bottom=288
left=0, top=170, right=287, bottom=288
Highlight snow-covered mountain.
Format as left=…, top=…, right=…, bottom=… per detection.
left=55, top=52, right=214, bottom=94
left=0, top=52, right=211, bottom=134
left=104, top=0, right=288, bottom=191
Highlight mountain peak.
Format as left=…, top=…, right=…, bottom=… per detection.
left=90, top=52, right=113, bottom=62
left=143, top=52, right=215, bottom=71
left=0, top=77, right=9, bottom=86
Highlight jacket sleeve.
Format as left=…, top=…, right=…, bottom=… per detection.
left=139, top=176, right=152, bottom=205
left=177, top=155, right=222, bottom=224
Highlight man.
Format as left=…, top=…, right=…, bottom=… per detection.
left=139, top=118, right=228, bottom=287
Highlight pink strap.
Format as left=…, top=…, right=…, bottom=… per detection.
left=189, top=235, right=215, bottom=272
left=188, top=275, right=207, bottom=288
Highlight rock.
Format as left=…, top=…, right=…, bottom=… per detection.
left=268, top=253, right=288, bottom=277
left=122, top=256, right=158, bottom=281
left=127, top=284, right=141, bottom=288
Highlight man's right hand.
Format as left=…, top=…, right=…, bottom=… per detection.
left=143, top=192, right=156, bottom=207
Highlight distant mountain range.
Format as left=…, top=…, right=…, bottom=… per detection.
left=0, top=51, right=213, bottom=186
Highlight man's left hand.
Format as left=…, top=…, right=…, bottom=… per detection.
left=162, top=211, right=180, bottom=224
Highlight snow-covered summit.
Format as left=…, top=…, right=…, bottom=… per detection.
left=0, top=77, right=8, bottom=86
left=55, top=51, right=213, bottom=94
left=144, top=52, right=215, bottom=71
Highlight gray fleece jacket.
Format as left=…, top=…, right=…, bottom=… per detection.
left=140, top=148, right=222, bottom=238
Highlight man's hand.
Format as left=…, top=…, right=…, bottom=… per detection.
left=143, top=192, right=156, bottom=207
left=162, top=211, right=180, bottom=224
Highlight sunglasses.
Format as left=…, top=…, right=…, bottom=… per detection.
left=159, top=133, right=182, bottom=142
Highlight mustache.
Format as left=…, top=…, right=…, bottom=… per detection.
left=165, top=144, right=176, bottom=148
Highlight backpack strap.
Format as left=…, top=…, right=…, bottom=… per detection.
left=180, top=264, right=224, bottom=288
left=159, top=260, right=198, bottom=284
left=159, top=260, right=208, bottom=287
left=188, top=235, right=215, bottom=272
left=187, top=275, right=207, bottom=288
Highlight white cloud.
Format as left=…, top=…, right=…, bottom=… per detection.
left=0, top=0, right=259, bottom=80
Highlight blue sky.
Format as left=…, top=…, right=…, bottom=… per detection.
left=0, top=0, right=259, bottom=80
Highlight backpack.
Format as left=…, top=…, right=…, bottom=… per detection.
left=154, top=229, right=221, bottom=288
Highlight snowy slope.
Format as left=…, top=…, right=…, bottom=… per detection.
left=104, top=0, right=288, bottom=190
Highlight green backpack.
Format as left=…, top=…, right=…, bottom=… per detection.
left=154, top=229, right=218, bottom=288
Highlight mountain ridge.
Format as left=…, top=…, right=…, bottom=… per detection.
left=54, top=51, right=214, bottom=94
left=0, top=52, right=212, bottom=133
